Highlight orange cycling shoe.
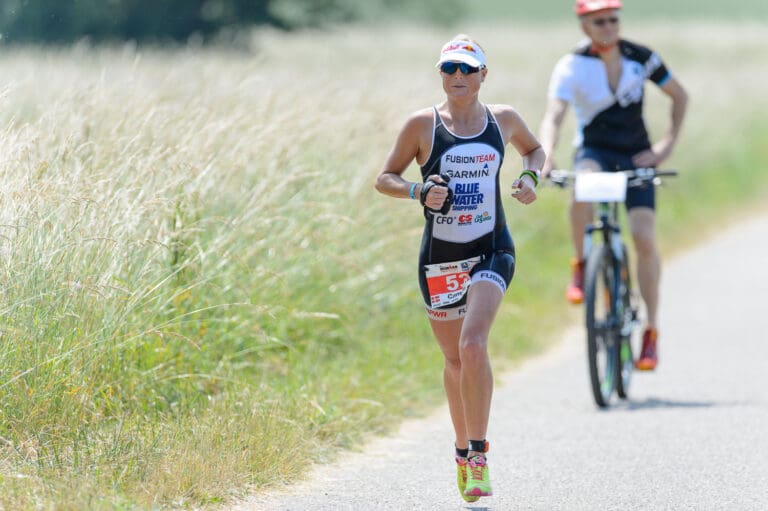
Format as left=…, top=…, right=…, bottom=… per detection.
left=635, top=327, right=658, bottom=370
left=566, top=258, right=585, bottom=304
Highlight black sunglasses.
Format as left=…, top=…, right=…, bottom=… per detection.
left=592, top=16, right=619, bottom=27
left=440, top=62, right=481, bottom=75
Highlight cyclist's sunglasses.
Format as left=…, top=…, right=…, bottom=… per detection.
left=591, top=16, right=619, bottom=27
left=440, top=62, right=481, bottom=75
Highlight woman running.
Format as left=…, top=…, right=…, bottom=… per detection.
left=374, top=34, right=545, bottom=501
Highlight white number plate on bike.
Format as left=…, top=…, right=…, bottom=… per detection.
left=424, top=256, right=481, bottom=308
left=574, top=172, right=628, bottom=203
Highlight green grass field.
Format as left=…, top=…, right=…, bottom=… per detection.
left=0, top=15, right=766, bottom=510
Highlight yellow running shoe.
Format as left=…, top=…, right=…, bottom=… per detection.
left=456, top=456, right=480, bottom=502
left=464, top=455, right=493, bottom=498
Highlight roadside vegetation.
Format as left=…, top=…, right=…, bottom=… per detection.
left=0, top=19, right=766, bottom=510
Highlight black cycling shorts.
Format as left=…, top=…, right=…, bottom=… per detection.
left=418, top=227, right=515, bottom=321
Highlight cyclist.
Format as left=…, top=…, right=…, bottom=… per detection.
left=375, top=35, right=544, bottom=501
left=539, top=0, right=688, bottom=370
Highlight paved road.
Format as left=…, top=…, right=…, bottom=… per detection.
left=239, top=214, right=768, bottom=510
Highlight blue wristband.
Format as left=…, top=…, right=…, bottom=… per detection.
left=409, top=182, right=418, bottom=199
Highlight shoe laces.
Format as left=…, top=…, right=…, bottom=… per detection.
left=468, top=456, right=486, bottom=480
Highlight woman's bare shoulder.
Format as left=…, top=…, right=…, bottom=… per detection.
left=486, top=104, right=535, bottom=144
left=487, top=103, right=522, bottom=121
left=405, top=107, right=434, bottom=126
left=399, top=107, right=435, bottom=136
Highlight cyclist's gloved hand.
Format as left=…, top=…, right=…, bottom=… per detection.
left=420, top=174, right=453, bottom=215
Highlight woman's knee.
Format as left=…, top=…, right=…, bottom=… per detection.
left=444, top=355, right=462, bottom=375
left=459, top=333, right=488, bottom=361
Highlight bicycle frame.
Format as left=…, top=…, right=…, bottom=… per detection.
left=585, top=200, right=634, bottom=347
left=583, top=201, right=624, bottom=274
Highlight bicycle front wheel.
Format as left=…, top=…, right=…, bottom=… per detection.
left=584, top=245, right=619, bottom=408
left=616, top=246, right=636, bottom=400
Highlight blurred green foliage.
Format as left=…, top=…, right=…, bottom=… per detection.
left=0, top=0, right=463, bottom=43
left=3, top=0, right=762, bottom=44
left=468, top=0, right=768, bottom=20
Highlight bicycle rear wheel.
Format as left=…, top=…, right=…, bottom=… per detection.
left=584, top=245, right=619, bottom=408
left=616, top=247, right=636, bottom=399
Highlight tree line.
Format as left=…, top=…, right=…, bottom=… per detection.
left=0, top=0, right=461, bottom=44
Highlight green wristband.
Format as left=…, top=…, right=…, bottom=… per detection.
left=519, top=170, right=539, bottom=187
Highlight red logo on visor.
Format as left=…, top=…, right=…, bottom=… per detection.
left=444, top=42, right=475, bottom=53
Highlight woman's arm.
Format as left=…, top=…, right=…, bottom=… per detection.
left=374, top=110, right=431, bottom=198
left=374, top=110, right=449, bottom=210
left=493, top=105, right=546, bottom=205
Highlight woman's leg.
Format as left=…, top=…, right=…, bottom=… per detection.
left=429, top=317, right=467, bottom=449
left=459, top=281, right=504, bottom=455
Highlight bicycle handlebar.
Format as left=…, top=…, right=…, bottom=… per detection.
left=548, top=168, right=678, bottom=188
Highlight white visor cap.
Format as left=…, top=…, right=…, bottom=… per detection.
left=435, top=40, right=487, bottom=69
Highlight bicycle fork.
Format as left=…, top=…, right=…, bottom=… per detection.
left=583, top=220, right=634, bottom=335
left=581, top=220, right=620, bottom=264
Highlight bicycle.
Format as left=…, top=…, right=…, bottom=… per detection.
left=548, top=168, right=677, bottom=407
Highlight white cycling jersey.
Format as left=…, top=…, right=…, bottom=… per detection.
left=548, top=39, right=671, bottom=153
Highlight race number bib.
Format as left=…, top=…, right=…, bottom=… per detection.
left=424, top=256, right=482, bottom=308
left=574, top=172, right=628, bottom=203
